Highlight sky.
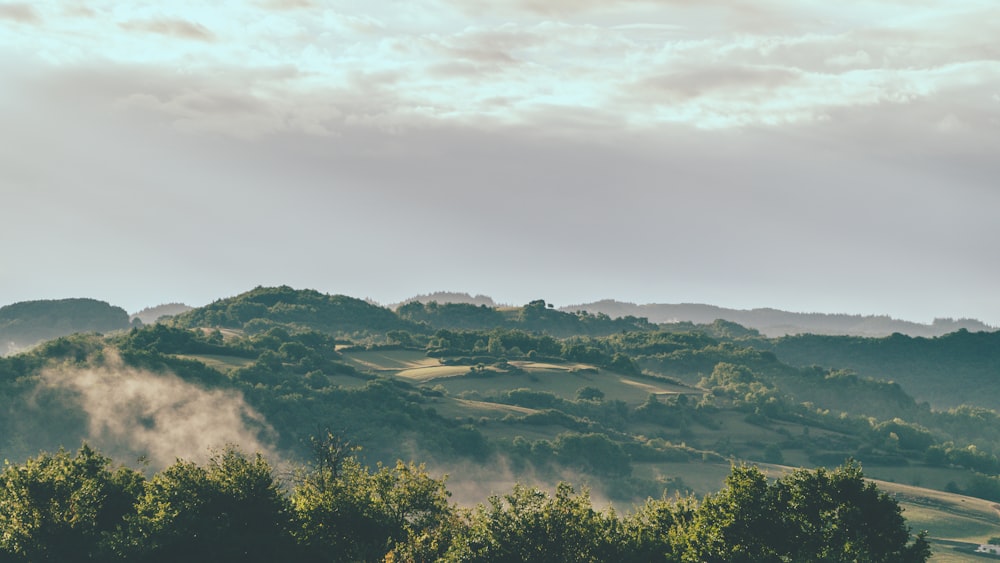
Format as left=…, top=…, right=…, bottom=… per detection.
left=1, top=0, right=998, bottom=325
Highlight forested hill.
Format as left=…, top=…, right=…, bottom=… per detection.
left=169, top=285, right=421, bottom=336
left=0, top=298, right=131, bottom=354
left=561, top=299, right=994, bottom=337
left=757, top=330, right=1000, bottom=409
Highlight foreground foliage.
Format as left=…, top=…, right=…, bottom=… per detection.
left=0, top=444, right=928, bottom=562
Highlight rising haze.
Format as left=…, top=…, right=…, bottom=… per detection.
left=38, top=351, right=278, bottom=469
left=1, top=1, right=997, bottom=325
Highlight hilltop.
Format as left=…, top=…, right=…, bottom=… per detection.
left=169, top=285, right=420, bottom=336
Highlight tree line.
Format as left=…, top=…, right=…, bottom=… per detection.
left=0, top=440, right=928, bottom=563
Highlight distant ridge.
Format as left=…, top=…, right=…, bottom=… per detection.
left=131, top=303, right=193, bottom=324
left=391, top=294, right=995, bottom=337
left=1, top=298, right=132, bottom=355
left=559, top=299, right=995, bottom=337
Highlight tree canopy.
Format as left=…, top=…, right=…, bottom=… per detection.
left=0, top=445, right=929, bottom=563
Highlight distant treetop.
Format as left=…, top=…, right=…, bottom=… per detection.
left=392, top=291, right=498, bottom=308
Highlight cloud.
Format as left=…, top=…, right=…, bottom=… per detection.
left=258, top=0, right=317, bottom=10
left=65, top=6, right=95, bottom=18
left=12, top=60, right=319, bottom=139
left=638, top=64, right=801, bottom=101
left=423, top=36, right=524, bottom=80
left=445, top=0, right=682, bottom=17
left=6, top=4, right=993, bottom=133
left=825, top=50, right=871, bottom=68
left=0, top=2, right=39, bottom=24
left=39, top=351, right=278, bottom=469
left=118, top=17, right=215, bottom=42
left=516, top=0, right=655, bottom=16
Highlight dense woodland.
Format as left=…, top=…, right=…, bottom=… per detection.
left=1, top=285, right=999, bottom=560
left=754, top=331, right=1000, bottom=409
left=0, top=441, right=928, bottom=562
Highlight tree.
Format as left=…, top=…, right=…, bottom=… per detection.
left=555, top=433, right=631, bottom=477
left=620, top=495, right=695, bottom=563
left=776, top=460, right=930, bottom=562
left=130, top=447, right=293, bottom=563
left=292, top=447, right=452, bottom=563
left=576, top=386, right=605, bottom=402
left=445, top=483, right=620, bottom=562
left=0, top=444, right=144, bottom=562
left=762, top=443, right=784, bottom=464
left=680, top=464, right=785, bottom=563
left=486, top=336, right=504, bottom=356
left=678, top=461, right=930, bottom=563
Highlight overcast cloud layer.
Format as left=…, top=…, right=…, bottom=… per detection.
left=2, top=1, right=998, bottom=325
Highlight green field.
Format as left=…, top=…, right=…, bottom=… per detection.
left=340, top=349, right=441, bottom=372
left=876, top=481, right=1000, bottom=540
left=429, top=396, right=539, bottom=420
left=341, top=349, right=696, bottom=405
left=396, top=365, right=472, bottom=381
left=174, top=353, right=254, bottom=371
left=891, top=487, right=1000, bottom=561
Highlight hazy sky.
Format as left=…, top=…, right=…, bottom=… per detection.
left=2, top=1, right=998, bottom=324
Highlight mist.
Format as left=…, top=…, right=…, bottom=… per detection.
left=425, top=453, right=668, bottom=510
left=38, top=351, right=278, bottom=469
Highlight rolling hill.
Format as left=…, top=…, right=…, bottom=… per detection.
left=2, top=286, right=999, bottom=560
